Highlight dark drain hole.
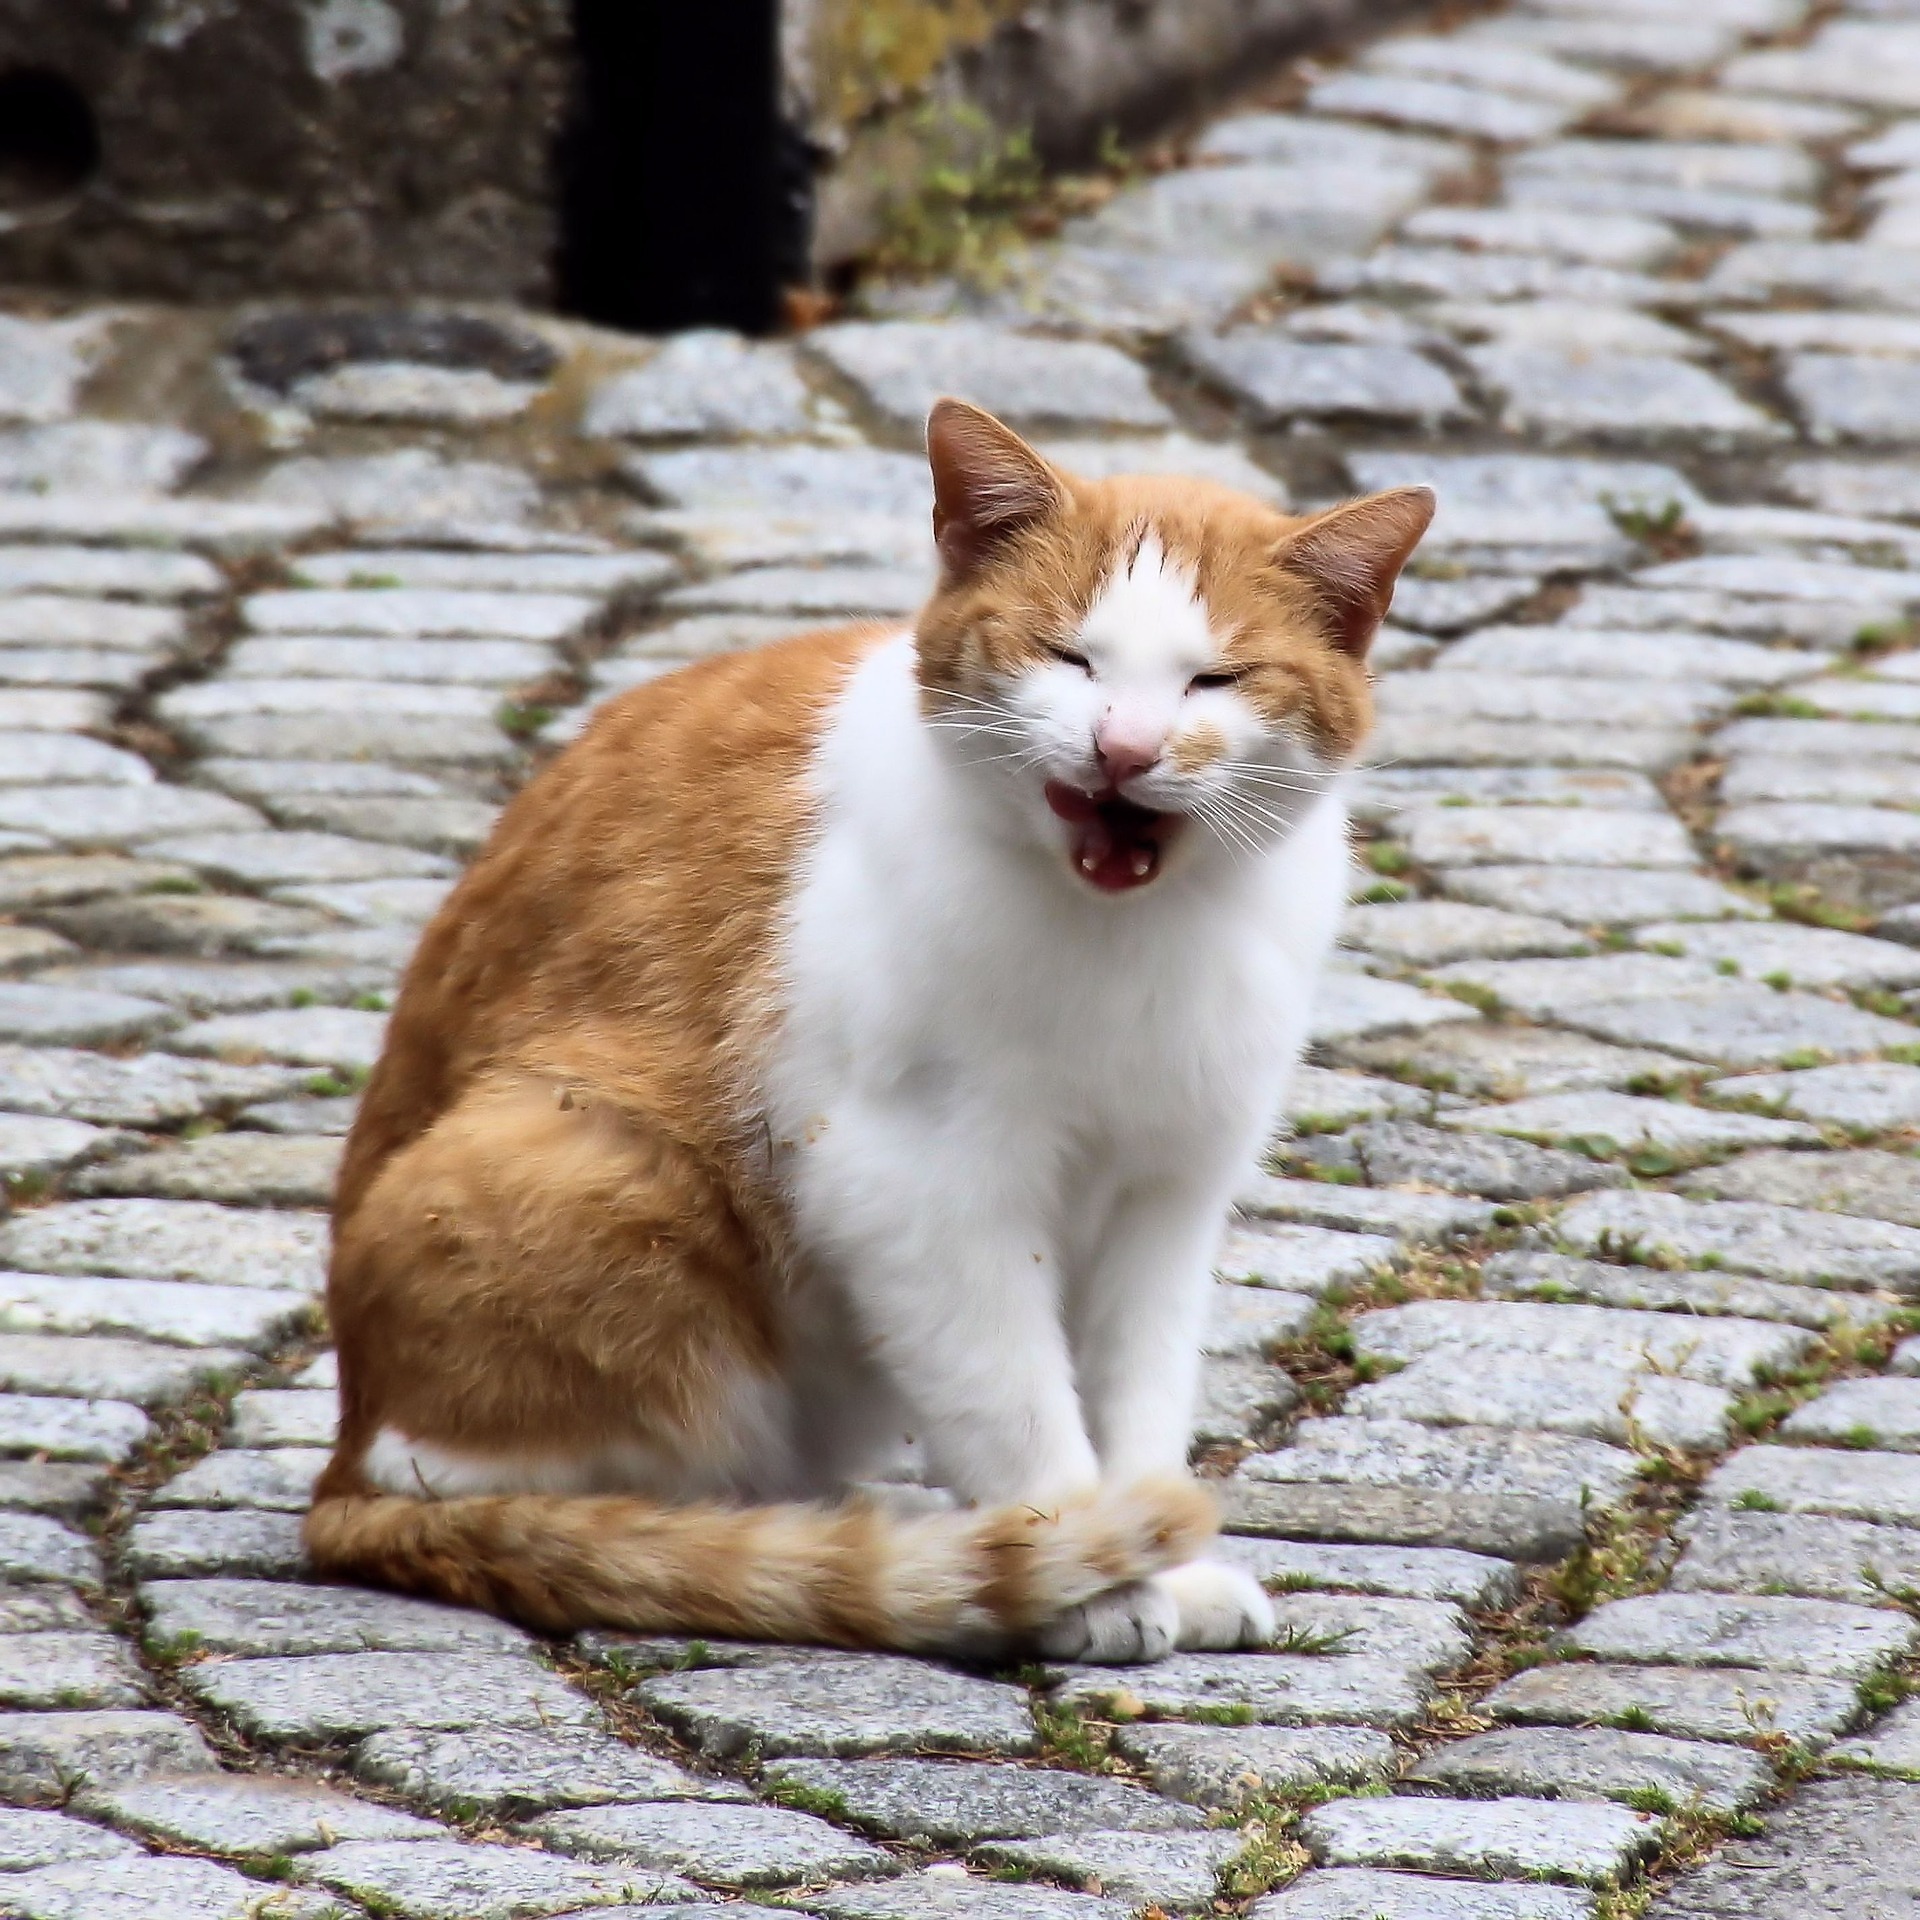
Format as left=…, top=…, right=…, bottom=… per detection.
left=0, top=67, right=101, bottom=208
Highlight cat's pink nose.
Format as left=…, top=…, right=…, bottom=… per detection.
left=1095, top=720, right=1163, bottom=786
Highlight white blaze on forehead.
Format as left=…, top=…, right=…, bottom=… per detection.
left=1076, top=534, right=1219, bottom=682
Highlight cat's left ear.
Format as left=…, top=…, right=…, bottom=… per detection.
left=1276, top=486, right=1436, bottom=661
left=926, top=397, right=1065, bottom=579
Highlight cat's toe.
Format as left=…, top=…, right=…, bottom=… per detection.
left=1035, top=1578, right=1180, bottom=1664
left=1157, top=1559, right=1275, bottom=1650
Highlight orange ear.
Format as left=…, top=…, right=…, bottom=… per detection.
left=926, top=397, right=1064, bottom=579
left=1278, top=486, right=1435, bottom=660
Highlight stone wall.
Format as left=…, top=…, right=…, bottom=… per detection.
left=0, top=0, right=1401, bottom=305
left=801, top=0, right=1419, bottom=268
left=0, top=0, right=570, bottom=303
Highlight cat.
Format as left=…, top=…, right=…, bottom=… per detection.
left=306, top=399, right=1433, bottom=1663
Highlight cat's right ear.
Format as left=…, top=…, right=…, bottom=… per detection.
left=926, top=398, right=1064, bottom=579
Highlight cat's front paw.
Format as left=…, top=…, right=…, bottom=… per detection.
left=1035, top=1579, right=1180, bottom=1664
left=1156, top=1559, right=1275, bottom=1651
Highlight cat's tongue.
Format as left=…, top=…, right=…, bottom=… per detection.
left=1045, top=781, right=1172, bottom=892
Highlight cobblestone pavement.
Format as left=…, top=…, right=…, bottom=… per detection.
left=11, top=2, right=1920, bottom=1916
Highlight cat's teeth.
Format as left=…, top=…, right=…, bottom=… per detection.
left=1080, top=850, right=1102, bottom=875
left=1129, top=847, right=1153, bottom=878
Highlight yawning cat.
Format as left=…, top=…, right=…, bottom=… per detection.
left=306, top=400, right=1433, bottom=1663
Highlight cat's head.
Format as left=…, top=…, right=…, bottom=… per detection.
left=914, top=398, right=1434, bottom=895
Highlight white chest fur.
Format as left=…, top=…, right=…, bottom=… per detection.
left=761, top=635, right=1350, bottom=1505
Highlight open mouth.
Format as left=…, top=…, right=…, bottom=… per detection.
left=1044, top=780, right=1182, bottom=892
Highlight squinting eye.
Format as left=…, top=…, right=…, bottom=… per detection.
left=1188, top=670, right=1237, bottom=692
left=1045, top=645, right=1092, bottom=673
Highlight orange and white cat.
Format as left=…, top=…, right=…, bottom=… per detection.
left=307, top=400, right=1432, bottom=1663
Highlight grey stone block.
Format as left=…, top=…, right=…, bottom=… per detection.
left=0, top=1806, right=136, bottom=1869
left=245, top=587, right=593, bottom=641
left=1182, top=334, right=1466, bottom=426
left=0, top=1632, right=143, bottom=1710
left=530, top=1799, right=898, bottom=1886
left=0, top=1394, right=150, bottom=1465
left=0, top=1463, right=107, bottom=1518
left=0, top=1272, right=312, bottom=1353
left=1049, top=1650, right=1431, bottom=1728
left=1308, top=72, right=1574, bottom=142
left=973, top=1830, right=1244, bottom=1913
left=1643, top=1777, right=1920, bottom=1917
left=0, top=983, right=172, bottom=1047
left=1342, top=902, right=1591, bottom=969
left=582, top=336, right=819, bottom=441
left=1336, top=1025, right=1689, bottom=1100
left=1303, top=973, right=1481, bottom=1047
left=1112, top=1722, right=1397, bottom=1810
left=1672, top=1507, right=1920, bottom=1604
left=183, top=1650, right=595, bottom=1742
left=1299, top=1793, right=1659, bottom=1886
left=1222, top=1479, right=1584, bottom=1563
left=1380, top=672, right=1728, bottom=730
left=229, top=1390, right=338, bottom=1449
left=1193, top=1357, right=1297, bottom=1447
left=1267, top=1593, right=1473, bottom=1674
left=1556, top=1190, right=1920, bottom=1292
left=638, top=1655, right=1036, bottom=1760
left=1429, top=952, right=1719, bottom=1015
left=808, top=323, right=1171, bottom=430
left=1205, top=1282, right=1317, bottom=1358
left=1485, top=1661, right=1860, bottom=1748
left=1705, top=1443, right=1920, bottom=1526
left=1439, top=868, right=1764, bottom=930
left=1247, top=1416, right=1639, bottom=1513
left=0, top=786, right=261, bottom=849
left=141, top=1579, right=530, bottom=1659
left=1468, top=348, right=1783, bottom=447
left=1212, top=1536, right=1522, bottom=1608
left=1236, top=1177, right=1498, bottom=1244
left=0, top=1198, right=328, bottom=1292
left=147, top=1449, right=329, bottom=1512
left=287, top=549, right=675, bottom=597
left=0, top=1851, right=345, bottom=1918
left=1349, top=1299, right=1810, bottom=1389
left=353, top=1725, right=740, bottom=1819
left=660, top=565, right=926, bottom=618
left=1558, top=1593, right=1917, bottom=1679
left=1444, top=1092, right=1817, bottom=1157
left=83, top=1770, right=437, bottom=1854
left=0, top=1334, right=249, bottom=1409
left=1707, top=1062, right=1920, bottom=1132
left=1301, top=1120, right=1624, bottom=1201
left=1446, top=625, right=1804, bottom=687
left=1253, top=1870, right=1595, bottom=1919
left=1408, top=1725, right=1773, bottom=1814
left=1481, top=1252, right=1891, bottom=1333
left=806, top=1871, right=1132, bottom=1917
left=302, top=1837, right=698, bottom=1918
left=1829, top=1697, right=1920, bottom=1774
left=1212, top=1221, right=1390, bottom=1296
left=125, top=1509, right=309, bottom=1581
left=0, top=1512, right=100, bottom=1585
left=1346, top=1356, right=1732, bottom=1453
left=261, top=793, right=499, bottom=857
left=168, top=1006, right=388, bottom=1071
left=1782, top=1376, right=1920, bottom=1449
left=75, top=1134, right=342, bottom=1209
left=0, top=736, right=153, bottom=792
left=1684, top=1150, right=1920, bottom=1231
left=0, top=1113, right=123, bottom=1182
left=0, top=1710, right=215, bottom=1805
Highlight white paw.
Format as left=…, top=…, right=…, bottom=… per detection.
left=1035, top=1578, right=1179, bottom=1664
left=1156, top=1559, right=1275, bottom=1651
